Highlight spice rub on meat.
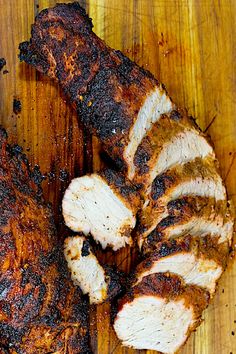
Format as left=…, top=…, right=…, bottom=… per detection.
left=0, top=127, right=91, bottom=354
left=19, top=2, right=174, bottom=174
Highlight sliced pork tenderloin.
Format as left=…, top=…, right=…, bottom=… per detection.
left=64, top=235, right=123, bottom=304
left=114, top=273, right=209, bottom=353
left=140, top=196, right=234, bottom=253
left=62, top=169, right=140, bottom=251
left=134, top=236, right=228, bottom=295
left=19, top=2, right=174, bottom=173
left=133, top=109, right=214, bottom=186
left=138, top=157, right=226, bottom=243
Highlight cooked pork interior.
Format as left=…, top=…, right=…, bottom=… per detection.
left=133, top=111, right=214, bottom=188
left=139, top=197, right=234, bottom=252
left=62, top=169, right=140, bottom=251
left=125, top=87, right=174, bottom=179
left=139, top=157, right=226, bottom=241
left=64, top=235, right=122, bottom=304
left=148, top=130, right=214, bottom=186
left=114, top=273, right=209, bottom=354
left=135, top=237, right=226, bottom=295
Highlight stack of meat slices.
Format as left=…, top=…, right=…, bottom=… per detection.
left=19, top=3, right=234, bottom=353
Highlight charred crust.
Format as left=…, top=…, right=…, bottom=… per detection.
left=104, top=266, right=125, bottom=301
left=0, top=58, right=6, bottom=71
left=101, top=169, right=140, bottom=209
left=151, top=174, right=175, bottom=200
left=81, top=239, right=90, bottom=257
left=19, top=2, right=158, bottom=169
left=0, top=129, right=90, bottom=351
left=170, top=109, right=182, bottom=121
left=13, top=99, right=22, bottom=114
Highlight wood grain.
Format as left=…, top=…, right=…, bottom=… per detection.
left=0, top=1, right=235, bottom=353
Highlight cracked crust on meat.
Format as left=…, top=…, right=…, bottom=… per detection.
left=0, top=127, right=90, bottom=353
left=18, top=2, right=173, bottom=171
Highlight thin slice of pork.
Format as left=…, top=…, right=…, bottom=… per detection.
left=62, top=169, right=140, bottom=251
left=134, top=236, right=228, bottom=295
left=133, top=110, right=214, bottom=187
left=125, top=87, right=174, bottom=179
left=138, top=157, right=226, bottom=242
left=114, top=273, right=209, bottom=354
left=139, top=196, right=234, bottom=253
left=64, top=235, right=123, bottom=304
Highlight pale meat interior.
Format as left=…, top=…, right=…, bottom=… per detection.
left=114, top=296, right=194, bottom=354
left=167, top=218, right=233, bottom=244
left=64, top=236, right=107, bottom=304
left=125, top=87, right=174, bottom=180
left=62, top=174, right=135, bottom=250
left=149, top=130, right=214, bottom=185
left=143, top=176, right=226, bottom=238
left=136, top=253, right=222, bottom=295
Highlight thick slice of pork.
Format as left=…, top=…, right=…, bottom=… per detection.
left=114, top=273, right=209, bottom=353
left=62, top=169, right=140, bottom=251
left=138, top=157, right=226, bottom=242
left=139, top=196, right=234, bottom=253
left=64, top=235, right=123, bottom=304
left=19, top=2, right=174, bottom=172
left=133, top=110, right=214, bottom=187
left=135, top=236, right=228, bottom=295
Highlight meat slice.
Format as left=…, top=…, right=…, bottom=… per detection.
left=19, top=2, right=174, bottom=173
left=133, top=110, right=214, bottom=186
left=64, top=235, right=123, bottom=304
left=0, top=127, right=90, bottom=353
left=134, top=236, right=228, bottom=295
left=62, top=169, right=140, bottom=251
left=114, top=273, right=209, bottom=353
left=138, top=157, right=226, bottom=242
left=140, top=196, right=234, bottom=253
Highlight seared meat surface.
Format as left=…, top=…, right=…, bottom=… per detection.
left=134, top=236, right=228, bottom=295
left=0, top=127, right=90, bottom=353
left=138, top=157, right=226, bottom=243
left=19, top=2, right=174, bottom=174
left=62, top=169, right=140, bottom=250
left=133, top=109, right=214, bottom=188
left=140, top=196, right=233, bottom=253
left=64, top=235, right=124, bottom=304
left=114, top=273, right=209, bottom=353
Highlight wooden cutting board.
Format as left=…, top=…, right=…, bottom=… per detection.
left=0, top=1, right=235, bottom=353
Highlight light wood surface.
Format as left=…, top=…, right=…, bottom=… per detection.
left=0, top=1, right=235, bottom=353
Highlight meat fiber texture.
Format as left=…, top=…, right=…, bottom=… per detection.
left=114, top=273, right=209, bottom=353
left=18, top=3, right=234, bottom=354
left=62, top=169, right=140, bottom=250
left=64, top=235, right=124, bottom=304
left=0, top=127, right=91, bottom=354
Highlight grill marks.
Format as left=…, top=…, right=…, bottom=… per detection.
left=0, top=127, right=90, bottom=353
